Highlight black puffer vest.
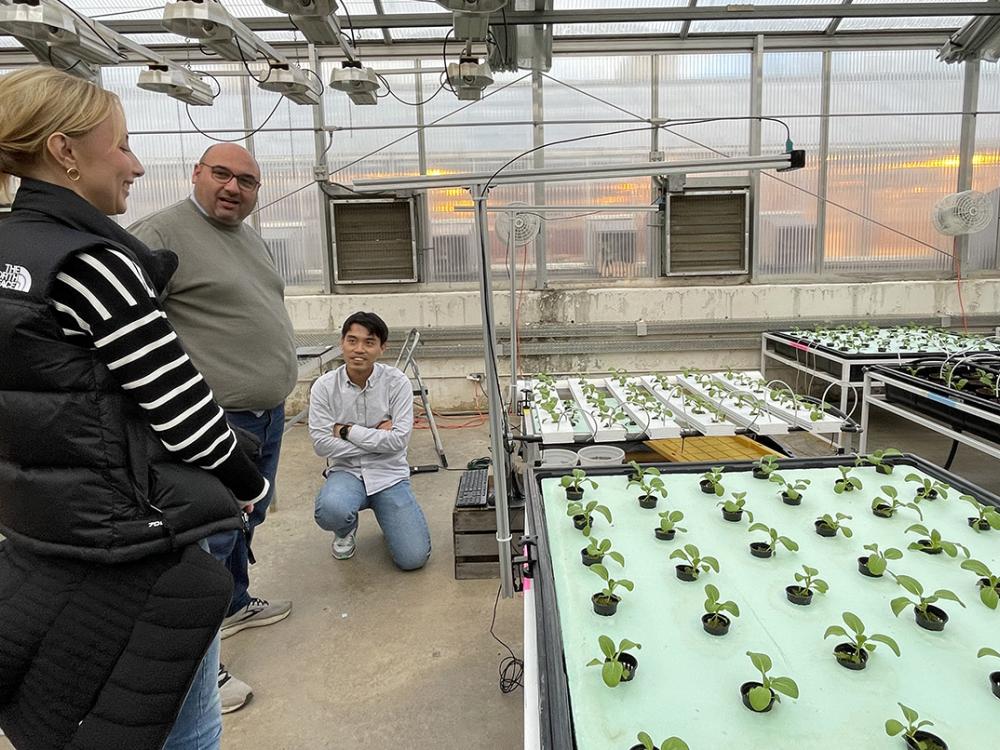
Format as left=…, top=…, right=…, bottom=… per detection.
left=0, top=179, right=242, bottom=562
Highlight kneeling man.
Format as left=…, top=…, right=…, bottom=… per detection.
left=310, top=312, right=431, bottom=570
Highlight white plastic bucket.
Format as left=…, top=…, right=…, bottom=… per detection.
left=577, top=445, right=625, bottom=466
left=540, top=449, right=579, bottom=468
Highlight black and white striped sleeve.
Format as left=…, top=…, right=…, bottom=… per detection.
left=50, top=247, right=268, bottom=507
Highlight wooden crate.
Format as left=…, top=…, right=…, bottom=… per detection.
left=453, top=505, right=525, bottom=580
left=644, top=435, right=782, bottom=463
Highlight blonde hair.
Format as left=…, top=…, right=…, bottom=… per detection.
left=0, top=66, right=123, bottom=198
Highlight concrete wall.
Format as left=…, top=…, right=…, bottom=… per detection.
left=285, top=279, right=1000, bottom=411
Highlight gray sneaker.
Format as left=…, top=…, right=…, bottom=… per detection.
left=331, top=530, right=357, bottom=560
left=221, top=597, right=292, bottom=639
left=218, top=665, right=252, bottom=714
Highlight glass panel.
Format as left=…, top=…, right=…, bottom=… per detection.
left=689, top=19, right=831, bottom=34
left=554, top=0, right=690, bottom=8
left=380, top=0, right=451, bottom=12
left=545, top=55, right=651, bottom=121
left=840, top=1, right=970, bottom=31
left=831, top=49, right=964, bottom=114
left=553, top=22, right=683, bottom=35
left=968, top=114, right=1000, bottom=272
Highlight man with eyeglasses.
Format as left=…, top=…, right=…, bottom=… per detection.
left=129, top=143, right=297, bottom=714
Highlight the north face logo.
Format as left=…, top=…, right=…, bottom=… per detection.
left=0, top=263, right=31, bottom=292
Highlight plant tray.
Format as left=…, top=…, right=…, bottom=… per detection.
left=711, top=370, right=844, bottom=434
left=604, top=378, right=684, bottom=439
left=527, top=454, right=1000, bottom=750
left=568, top=379, right=629, bottom=443
left=640, top=375, right=738, bottom=437
left=676, top=373, right=790, bottom=436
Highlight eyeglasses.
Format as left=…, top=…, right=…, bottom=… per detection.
left=199, top=162, right=261, bottom=191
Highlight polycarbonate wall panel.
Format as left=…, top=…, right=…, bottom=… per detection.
left=968, top=114, right=1000, bottom=273
left=830, top=50, right=964, bottom=114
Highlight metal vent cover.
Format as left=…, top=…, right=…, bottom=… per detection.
left=665, top=190, right=748, bottom=275
left=330, top=198, right=418, bottom=283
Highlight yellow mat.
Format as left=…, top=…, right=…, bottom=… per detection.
left=644, top=435, right=782, bottom=463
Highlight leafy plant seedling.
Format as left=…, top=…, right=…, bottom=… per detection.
left=581, top=535, right=624, bottom=568
left=786, top=565, right=828, bottom=605
left=960, top=559, right=1000, bottom=610
left=589, top=563, right=634, bottom=616
left=718, top=491, right=753, bottom=522
left=566, top=500, right=612, bottom=536
left=560, top=468, right=598, bottom=499
left=904, top=524, right=969, bottom=558
left=655, top=509, right=686, bottom=540
left=632, top=733, right=689, bottom=750
left=824, top=611, right=900, bottom=670
left=699, top=466, right=725, bottom=496
left=978, top=647, right=1000, bottom=701
left=769, top=472, right=810, bottom=505
left=702, top=583, right=740, bottom=636
left=586, top=635, right=640, bottom=688
left=627, top=461, right=668, bottom=507
left=748, top=522, right=799, bottom=558
left=961, top=494, right=1000, bottom=531
left=742, top=651, right=799, bottom=713
left=905, top=473, right=949, bottom=501
left=890, top=573, right=965, bottom=632
left=816, top=512, right=853, bottom=538
left=885, top=703, right=947, bottom=750
left=871, top=485, right=923, bottom=520
left=860, top=542, right=903, bottom=577
left=857, top=448, right=903, bottom=475
left=752, top=455, right=780, bottom=479
left=669, top=543, right=720, bottom=581
left=833, top=465, right=863, bottom=494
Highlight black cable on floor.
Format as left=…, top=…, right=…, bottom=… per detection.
left=944, top=436, right=961, bottom=470
left=490, top=584, right=523, bottom=694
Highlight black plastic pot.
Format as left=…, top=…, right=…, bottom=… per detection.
left=781, top=492, right=801, bottom=506
left=618, top=652, right=638, bottom=682
left=581, top=548, right=603, bottom=566
left=872, top=504, right=895, bottom=519
left=990, top=671, right=1000, bottom=701
left=699, top=479, right=717, bottom=495
left=749, top=542, right=774, bottom=558
left=904, top=730, right=948, bottom=750
left=675, top=564, right=698, bottom=582
left=740, top=681, right=775, bottom=713
left=814, top=520, right=837, bottom=538
left=834, top=481, right=857, bottom=493
left=752, top=468, right=770, bottom=480
left=654, top=527, right=676, bottom=541
left=969, top=517, right=992, bottom=531
left=785, top=585, right=813, bottom=606
left=592, top=593, right=620, bottom=616
left=858, top=556, right=882, bottom=578
left=702, top=613, right=731, bottom=636
left=917, top=489, right=939, bottom=501
left=913, top=539, right=942, bottom=555
left=833, top=643, right=869, bottom=671
left=722, top=509, right=744, bottom=522
left=565, top=487, right=584, bottom=501
left=573, top=514, right=593, bottom=531
left=638, top=494, right=658, bottom=509
left=915, top=604, right=949, bottom=631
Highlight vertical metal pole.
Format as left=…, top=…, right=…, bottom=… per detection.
left=859, top=372, right=872, bottom=454
left=310, top=45, right=333, bottom=294
left=955, top=60, right=981, bottom=264
left=509, top=210, right=519, bottom=409
left=415, top=60, right=429, bottom=177
left=531, top=70, right=547, bottom=290
left=415, top=60, right=430, bottom=281
left=749, top=36, right=764, bottom=276
left=651, top=53, right=663, bottom=278
left=239, top=74, right=262, bottom=235
left=472, top=183, right=514, bottom=599
left=815, top=50, right=832, bottom=276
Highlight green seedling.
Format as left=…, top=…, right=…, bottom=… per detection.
left=961, top=494, right=1000, bottom=531
left=790, top=565, right=829, bottom=597
left=979, top=647, right=1000, bottom=660
left=749, top=523, right=799, bottom=555
left=669, top=544, right=720, bottom=579
left=824, top=611, right=901, bottom=665
left=817, top=512, right=853, bottom=538
left=634, top=733, right=689, bottom=750
left=589, top=563, right=634, bottom=607
left=833, top=465, right=863, bottom=494
left=586, top=635, right=640, bottom=688
left=703, top=583, right=740, bottom=627
left=657, top=509, right=687, bottom=535
left=769, top=472, right=811, bottom=501
left=582, top=536, right=624, bottom=567
left=627, top=462, right=668, bottom=499
left=871, top=485, right=923, bottom=520
left=700, top=466, right=725, bottom=497
left=961, top=559, right=1000, bottom=609
left=718, top=491, right=753, bottom=522
left=609, top=368, right=630, bottom=387
left=885, top=704, right=942, bottom=749
left=890, top=573, right=965, bottom=620
left=566, top=500, right=612, bottom=536
left=560, top=468, right=598, bottom=495
left=534, top=372, right=555, bottom=387
left=904, top=473, right=949, bottom=501
left=904, top=524, right=970, bottom=558
left=744, top=651, right=799, bottom=712
left=976, top=369, right=996, bottom=390
left=753, top=455, right=780, bottom=478
left=862, top=543, right=904, bottom=576
left=857, top=448, right=903, bottom=475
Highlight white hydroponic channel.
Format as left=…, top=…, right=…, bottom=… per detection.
left=539, top=462, right=1000, bottom=749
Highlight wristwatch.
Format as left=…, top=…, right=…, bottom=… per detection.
left=339, top=424, right=352, bottom=440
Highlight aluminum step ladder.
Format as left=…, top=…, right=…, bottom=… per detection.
left=395, top=328, right=448, bottom=469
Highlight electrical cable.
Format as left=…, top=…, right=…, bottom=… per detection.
left=375, top=72, right=447, bottom=107
left=340, top=1, right=358, bottom=49
left=46, top=45, right=82, bottom=75
left=490, top=584, right=523, bottom=694
left=441, top=28, right=457, bottom=94
left=233, top=36, right=273, bottom=84
left=56, top=0, right=127, bottom=60
left=185, top=96, right=284, bottom=144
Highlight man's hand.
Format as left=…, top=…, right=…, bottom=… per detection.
left=376, top=419, right=393, bottom=431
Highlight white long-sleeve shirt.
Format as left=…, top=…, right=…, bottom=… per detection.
left=308, top=362, right=413, bottom=494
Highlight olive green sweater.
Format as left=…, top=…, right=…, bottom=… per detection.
left=129, top=198, right=296, bottom=411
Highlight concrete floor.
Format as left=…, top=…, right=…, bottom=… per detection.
left=2, top=405, right=997, bottom=750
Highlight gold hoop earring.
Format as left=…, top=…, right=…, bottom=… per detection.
left=66, top=167, right=81, bottom=182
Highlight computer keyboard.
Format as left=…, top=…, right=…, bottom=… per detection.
left=455, top=468, right=490, bottom=508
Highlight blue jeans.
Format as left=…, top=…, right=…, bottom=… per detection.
left=162, top=628, right=222, bottom=749
left=207, top=404, right=285, bottom=616
left=314, top=473, right=431, bottom=571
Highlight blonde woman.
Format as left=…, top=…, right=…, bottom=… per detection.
left=0, top=67, right=266, bottom=750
